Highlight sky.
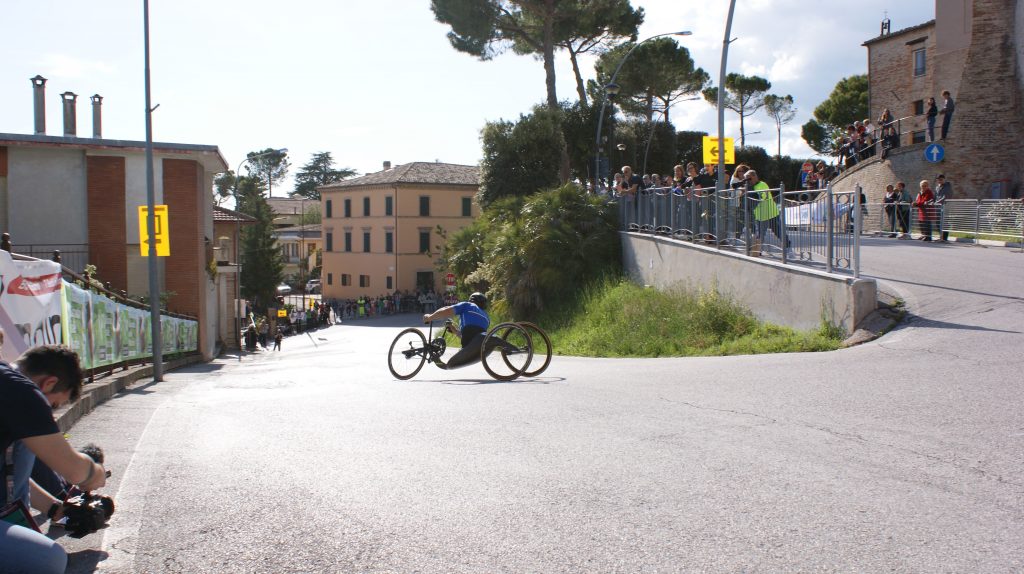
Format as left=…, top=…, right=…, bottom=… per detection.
left=0, top=0, right=935, bottom=195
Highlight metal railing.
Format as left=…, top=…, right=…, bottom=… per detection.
left=865, top=199, right=1024, bottom=242
left=618, top=183, right=862, bottom=276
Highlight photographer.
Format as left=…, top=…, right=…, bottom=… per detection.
left=1, top=345, right=107, bottom=574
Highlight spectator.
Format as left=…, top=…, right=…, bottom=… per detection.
left=925, top=97, right=938, bottom=142
left=746, top=170, right=792, bottom=255
left=940, top=90, right=955, bottom=139
left=273, top=328, right=283, bottom=351
left=671, top=164, right=685, bottom=191
left=934, top=174, right=953, bottom=242
left=620, top=166, right=643, bottom=196
left=883, top=184, right=899, bottom=237
left=611, top=172, right=625, bottom=196
left=913, top=179, right=937, bottom=241
left=896, top=181, right=913, bottom=239
left=642, top=174, right=653, bottom=188
left=1, top=346, right=107, bottom=574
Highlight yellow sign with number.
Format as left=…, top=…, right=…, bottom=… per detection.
left=277, top=309, right=287, bottom=318
left=702, top=136, right=736, bottom=165
left=138, top=205, right=170, bottom=257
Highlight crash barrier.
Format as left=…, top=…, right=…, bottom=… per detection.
left=619, top=183, right=863, bottom=277
left=0, top=248, right=197, bottom=381
left=868, top=199, right=1023, bottom=242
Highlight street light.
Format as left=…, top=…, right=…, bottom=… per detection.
left=593, top=31, right=691, bottom=192
left=232, top=147, right=287, bottom=352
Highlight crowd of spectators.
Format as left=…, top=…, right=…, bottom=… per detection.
left=837, top=90, right=955, bottom=171
left=323, top=289, right=458, bottom=321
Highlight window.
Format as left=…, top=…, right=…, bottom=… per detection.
left=386, top=276, right=393, bottom=290
left=419, top=230, right=430, bottom=254
left=911, top=130, right=926, bottom=144
left=912, top=100, right=924, bottom=116
left=419, top=196, right=430, bottom=216
left=363, top=196, right=370, bottom=216
left=462, top=197, right=472, bottom=217
left=385, top=231, right=393, bottom=253
left=359, top=274, right=370, bottom=288
left=326, top=232, right=333, bottom=252
left=341, top=274, right=351, bottom=286
left=327, top=273, right=333, bottom=285
left=363, top=232, right=370, bottom=252
left=326, top=200, right=332, bottom=218
left=344, top=232, right=352, bottom=252
left=344, top=198, right=351, bottom=218
left=913, top=48, right=926, bottom=77
left=385, top=196, right=393, bottom=216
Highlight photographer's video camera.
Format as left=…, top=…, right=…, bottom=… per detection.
left=60, top=443, right=115, bottom=537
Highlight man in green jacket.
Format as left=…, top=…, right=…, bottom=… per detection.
left=746, top=170, right=791, bottom=254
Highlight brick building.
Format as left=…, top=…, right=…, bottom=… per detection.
left=836, top=0, right=1023, bottom=200
left=0, top=76, right=230, bottom=358
left=318, top=161, right=479, bottom=299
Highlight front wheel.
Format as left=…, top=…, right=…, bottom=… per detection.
left=388, top=328, right=427, bottom=380
left=481, top=322, right=533, bottom=381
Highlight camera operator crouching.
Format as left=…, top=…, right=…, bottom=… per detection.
left=1, top=345, right=110, bottom=574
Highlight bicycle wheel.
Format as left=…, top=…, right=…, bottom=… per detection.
left=388, top=328, right=428, bottom=380
left=481, top=322, right=533, bottom=381
left=513, top=322, right=552, bottom=377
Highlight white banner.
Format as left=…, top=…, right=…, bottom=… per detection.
left=0, top=251, right=63, bottom=360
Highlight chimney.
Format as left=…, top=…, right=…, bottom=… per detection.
left=90, top=94, right=102, bottom=138
left=60, top=91, right=78, bottom=137
left=31, top=75, right=47, bottom=135
left=383, top=160, right=391, bottom=170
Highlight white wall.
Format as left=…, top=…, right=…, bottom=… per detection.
left=8, top=147, right=88, bottom=245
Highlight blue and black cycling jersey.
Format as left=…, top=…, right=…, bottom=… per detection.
left=452, top=301, right=489, bottom=345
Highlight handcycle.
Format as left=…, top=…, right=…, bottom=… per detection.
left=387, top=319, right=553, bottom=381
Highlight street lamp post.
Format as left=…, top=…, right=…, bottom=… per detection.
left=594, top=31, right=692, bottom=192
left=233, top=148, right=287, bottom=352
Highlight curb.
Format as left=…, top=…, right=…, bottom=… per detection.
left=55, top=355, right=205, bottom=433
left=841, top=290, right=905, bottom=348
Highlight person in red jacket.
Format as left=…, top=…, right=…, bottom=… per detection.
left=913, top=179, right=937, bottom=241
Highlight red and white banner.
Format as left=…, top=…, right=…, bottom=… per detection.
left=0, top=251, right=63, bottom=360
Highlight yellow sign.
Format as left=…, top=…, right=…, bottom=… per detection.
left=277, top=309, right=287, bottom=318
left=138, top=205, right=170, bottom=257
left=702, top=136, right=736, bottom=165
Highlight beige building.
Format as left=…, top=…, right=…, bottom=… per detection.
left=319, top=161, right=480, bottom=299
left=274, top=223, right=322, bottom=284
left=842, top=0, right=1024, bottom=200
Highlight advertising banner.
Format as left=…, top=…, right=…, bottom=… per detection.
left=0, top=251, right=63, bottom=360
left=60, top=281, right=93, bottom=369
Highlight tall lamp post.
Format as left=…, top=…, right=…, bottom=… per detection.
left=233, top=148, right=287, bottom=351
left=716, top=1, right=738, bottom=194
left=594, top=30, right=692, bottom=192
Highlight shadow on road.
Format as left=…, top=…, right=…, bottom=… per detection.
left=871, top=275, right=1024, bottom=302
left=66, top=549, right=108, bottom=573
left=904, top=314, right=1021, bottom=334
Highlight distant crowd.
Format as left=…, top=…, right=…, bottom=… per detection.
left=837, top=90, right=955, bottom=170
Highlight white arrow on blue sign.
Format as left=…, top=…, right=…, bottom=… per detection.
left=924, top=143, right=945, bottom=163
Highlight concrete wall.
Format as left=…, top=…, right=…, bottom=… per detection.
left=621, top=233, right=877, bottom=335
left=7, top=146, right=88, bottom=245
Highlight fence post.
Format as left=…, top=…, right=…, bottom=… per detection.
left=854, top=184, right=862, bottom=278
left=974, top=199, right=981, bottom=244
left=744, top=189, right=751, bottom=256
left=826, top=183, right=834, bottom=274
left=779, top=183, right=787, bottom=264
left=1, top=233, right=10, bottom=253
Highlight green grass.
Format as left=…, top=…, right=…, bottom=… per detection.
left=948, top=231, right=1022, bottom=242
left=519, top=278, right=842, bottom=357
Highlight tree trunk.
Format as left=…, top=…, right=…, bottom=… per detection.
left=540, top=0, right=570, bottom=182
left=739, top=104, right=746, bottom=148
left=569, top=49, right=588, bottom=107
left=776, top=124, right=782, bottom=157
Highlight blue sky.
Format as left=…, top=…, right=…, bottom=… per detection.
left=0, top=0, right=933, bottom=193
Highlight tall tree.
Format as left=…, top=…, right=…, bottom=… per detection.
left=594, top=38, right=708, bottom=122
left=292, top=152, right=356, bottom=200
left=763, top=94, right=797, bottom=157
left=702, top=73, right=772, bottom=147
left=478, top=105, right=564, bottom=207
left=244, top=148, right=290, bottom=197
left=801, top=74, right=868, bottom=156
left=553, top=0, right=643, bottom=106
left=236, top=175, right=283, bottom=308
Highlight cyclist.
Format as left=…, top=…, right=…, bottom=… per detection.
left=422, top=292, right=490, bottom=369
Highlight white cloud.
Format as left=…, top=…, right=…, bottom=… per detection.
left=33, top=54, right=115, bottom=80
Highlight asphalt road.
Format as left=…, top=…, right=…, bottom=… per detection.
left=57, top=238, right=1023, bottom=573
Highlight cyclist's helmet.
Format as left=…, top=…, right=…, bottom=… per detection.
left=468, top=292, right=488, bottom=310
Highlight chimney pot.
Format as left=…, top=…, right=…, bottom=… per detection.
left=383, top=161, right=391, bottom=170
left=60, top=91, right=78, bottom=137
left=30, top=75, right=47, bottom=135
left=90, top=94, right=103, bottom=138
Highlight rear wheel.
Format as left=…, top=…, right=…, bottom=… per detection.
left=388, top=328, right=427, bottom=380
left=512, top=322, right=552, bottom=377
left=481, top=322, right=533, bottom=381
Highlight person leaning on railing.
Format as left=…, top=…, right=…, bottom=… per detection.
left=913, top=179, right=937, bottom=242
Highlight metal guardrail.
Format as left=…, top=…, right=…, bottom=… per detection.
left=618, top=184, right=862, bottom=276
left=860, top=199, right=1023, bottom=242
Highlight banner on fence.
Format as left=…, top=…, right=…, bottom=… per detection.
left=0, top=251, right=63, bottom=360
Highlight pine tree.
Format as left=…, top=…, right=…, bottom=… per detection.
left=236, top=176, right=283, bottom=309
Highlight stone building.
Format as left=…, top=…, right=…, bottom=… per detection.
left=835, top=0, right=1023, bottom=201
left=318, top=161, right=479, bottom=299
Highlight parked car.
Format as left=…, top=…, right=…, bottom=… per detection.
left=276, top=283, right=292, bottom=296
left=305, top=279, right=321, bottom=294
